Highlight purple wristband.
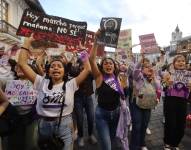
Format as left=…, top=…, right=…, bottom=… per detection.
left=78, top=50, right=89, bottom=62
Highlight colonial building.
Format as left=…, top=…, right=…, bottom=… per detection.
left=0, top=0, right=44, bottom=57
left=170, top=25, right=182, bottom=52
left=176, top=35, right=191, bottom=54
left=165, top=25, right=183, bottom=63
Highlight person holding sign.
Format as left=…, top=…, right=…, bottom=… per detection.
left=90, top=29, right=130, bottom=150
left=130, top=55, right=161, bottom=150
left=0, top=60, right=39, bottom=150
left=162, top=55, right=191, bottom=150
left=18, top=35, right=91, bottom=150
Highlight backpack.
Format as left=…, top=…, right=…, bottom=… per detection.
left=133, top=78, right=158, bottom=109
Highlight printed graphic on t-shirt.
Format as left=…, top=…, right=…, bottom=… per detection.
left=42, top=91, right=67, bottom=108
left=104, top=77, right=118, bottom=92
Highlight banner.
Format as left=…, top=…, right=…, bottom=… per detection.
left=17, top=9, right=87, bottom=51
left=5, top=80, right=37, bottom=106
left=139, top=33, right=159, bottom=53
left=97, top=17, right=122, bottom=48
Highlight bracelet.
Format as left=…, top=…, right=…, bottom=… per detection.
left=21, top=47, right=29, bottom=51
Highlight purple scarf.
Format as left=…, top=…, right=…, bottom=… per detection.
left=103, top=74, right=125, bottom=99
left=103, top=74, right=131, bottom=150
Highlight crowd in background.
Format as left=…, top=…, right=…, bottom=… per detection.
left=0, top=29, right=190, bottom=150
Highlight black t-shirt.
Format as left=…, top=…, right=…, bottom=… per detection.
left=75, top=74, right=94, bottom=97
left=96, top=82, right=120, bottom=111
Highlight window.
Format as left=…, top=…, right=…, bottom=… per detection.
left=0, top=0, right=8, bottom=21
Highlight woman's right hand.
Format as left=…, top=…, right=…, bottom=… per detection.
left=94, top=29, right=102, bottom=41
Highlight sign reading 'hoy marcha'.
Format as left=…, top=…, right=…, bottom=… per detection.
left=17, top=9, right=87, bottom=49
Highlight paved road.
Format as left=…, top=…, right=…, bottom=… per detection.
left=74, top=100, right=191, bottom=150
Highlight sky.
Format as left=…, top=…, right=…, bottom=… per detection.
left=39, top=0, right=191, bottom=52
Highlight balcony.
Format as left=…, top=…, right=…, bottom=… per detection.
left=0, top=20, right=21, bottom=45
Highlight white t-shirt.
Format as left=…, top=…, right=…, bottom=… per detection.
left=34, top=75, right=78, bottom=117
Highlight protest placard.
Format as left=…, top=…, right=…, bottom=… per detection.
left=116, top=29, right=132, bottom=63
left=5, top=80, right=37, bottom=106
left=139, top=33, right=159, bottom=54
left=17, top=9, right=87, bottom=51
left=97, top=17, right=122, bottom=48
left=172, top=70, right=191, bottom=86
left=84, top=30, right=95, bottom=53
left=83, top=30, right=105, bottom=56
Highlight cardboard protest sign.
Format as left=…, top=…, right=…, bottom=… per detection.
left=5, top=80, right=37, bottom=106
left=172, top=70, right=191, bottom=86
left=84, top=30, right=105, bottom=56
left=116, top=29, right=132, bottom=63
left=84, top=30, right=95, bottom=53
left=139, top=33, right=159, bottom=54
left=117, top=29, right=132, bottom=50
left=97, top=17, right=122, bottom=48
left=17, top=9, right=87, bottom=51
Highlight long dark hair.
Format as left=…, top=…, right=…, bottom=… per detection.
left=99, top=57, right=118, bottom=76
left=45, top=59, right=68, bottom=90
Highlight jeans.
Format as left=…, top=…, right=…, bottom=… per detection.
left=95, top=106, right=120, bottom=150
left=74, top=95, right=95, bottom=137
left=38, top=114, right=73, bottom=150
left=130, top=100, right=151, bottom=150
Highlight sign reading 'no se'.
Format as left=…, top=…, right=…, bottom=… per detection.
left=17, top=9, right=87, bottom=48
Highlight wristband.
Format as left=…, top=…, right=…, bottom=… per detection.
left=21, top=47, right=29, bottom=51
left=78, top=50, right=89, bottom=62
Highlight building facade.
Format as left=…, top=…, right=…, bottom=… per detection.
left=0, top=0, right=44, bottom=57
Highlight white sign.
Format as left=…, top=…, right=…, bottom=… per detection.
left=5, top=80, right=37, bottom=106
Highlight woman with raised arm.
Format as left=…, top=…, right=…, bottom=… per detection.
left=18, top=36, right=91, bottom=150
left=90, top=30, right=127, bottom=150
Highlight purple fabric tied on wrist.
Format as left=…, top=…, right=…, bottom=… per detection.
left=78, top=49, right=89, bottom=62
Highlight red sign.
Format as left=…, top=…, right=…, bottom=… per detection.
left=84, top=31, right=95, bottom=53
left=83, top=30, right=105, bottom=57
left=139, top=33, right=159, bottom=53
left=17, top=9, right=87, bottom=52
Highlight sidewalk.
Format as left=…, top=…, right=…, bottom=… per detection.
left=74, top=100, right=191, bottom=150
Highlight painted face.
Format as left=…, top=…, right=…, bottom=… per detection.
left=102, top=59, right=115, bottom=74
left=174, top=56, right=186, bottom=70
left=142, top=63, right=153, bottom=77
left=48, top=61, right=65, bottom=82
